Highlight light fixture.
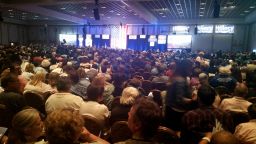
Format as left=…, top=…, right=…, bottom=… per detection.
left=34, top=15, right=39, bottom=17
left=107, top=16, right=111, bottom=18
left=159, top=12, right=163, bottom=15
left=199, top=15, right=204, bottom=16
left=162, top=15, right=166, bottom=17
left=122, top=16, right=126, bottom=18
left=82, top=14, right=86, bottom=16
left=101, top=6, right=106, bottom=9
left=109, top=10, right=114, bottom=13
left=90, top=16, right=94, bottom=19
left=134, top=13, right=138, bottom=15
left=230, top=6, right=236, bottom=9
left=8, top=9, right=13, bottom=12
left=200, top=7, right=205, bottom=9
left=244, top=10, right=250, bottom=13
left=22, top=12, right=27, bottom=15
left=201, top=2, right=206, bottom=5
left=82, top=6, right=87, bottom=9
left=224, top=6, right=228, bottom=9
left=250, top=6, right=255, bottom=9
left=116, top=13, right=120, bottom=15
left=176, top=3, right=181, bottom=5
left=60, top=7, right=66, bottom=10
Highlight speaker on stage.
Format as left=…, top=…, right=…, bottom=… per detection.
left=142, top=27, right=145, bottom=34
left=93, top=8, right=100, bottom=20
left=213, top=0, right=220, bottom=18
left=194, top=26, right=198, bottom=35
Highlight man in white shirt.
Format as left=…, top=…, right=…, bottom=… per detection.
left=45, top=76, right=84, bottom=114
left=79, top=84, right=110, bottom=125
left=220, top=83, right=252, bottom=113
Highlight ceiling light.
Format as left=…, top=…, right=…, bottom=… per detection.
left=116, top=13, right=120, bottom=15
left=82, top=14, right=86, bottom=17
left=9, top=13, right=13, bottom=15
left=200, top=7, right=205, bottom=9
left=107, top=17, right=111, bottom=18
left=199, top=15, right=204, bottom=16
left=201, top=3, right=206, bottom=5
left=82, top=6, right=87, bottom=9
left=109, top=10, right=114, bottom=13
left=34, top=15, right=39, bottom=17
left=22, top=12, right=27, bottom=15
left=122, top=16, right=126, bottom=18
left=90, top=16, right=94, bottom=19
left=176, top=3, right=181, bottom=5
left=162, top=15, right=166, bottom=17
left=159, top=12, right=163, bottom=15
left=224, top=6, right=228, bottom=9
left=8, top=9, right=13, bottom=12
left=134, top=13, right=138, bottom=15
left=230, top=6, right=236, bottom=9
left=250, top=6, right=255, bottom=9
left=60, top=7, right=66, bottom=10
left=244, top=10, right=250, bottom=13
left=101, top=6, right=106, bottom=9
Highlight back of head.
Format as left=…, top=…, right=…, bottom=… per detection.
left=87, top=84, right=104, bottom=101
left=175, top=59, right=193, bottom=77
left=234, top=83, right=248, bottom=98
left=197, top=85, right=216, bottom=106
left=132, top=97, right=161, bottom=139
left=199, top=72, right=209, bottom=84
left=30, top=71, right=46, bottom=85
left=44, top=109, right=84, bottom=144
left=120, top=87, right=139, bottom=105
left=1, top=73, right=20, bottom=92
left=211, top=131, right=239, bottom=144
left=248, top=103, right=256, bottom=119
left=56, top=76, right=72, bottom=92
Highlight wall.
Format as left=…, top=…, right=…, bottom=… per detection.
left=0, top=22, right=250, bottom=52
left=0, top=22, right=28, bottom=44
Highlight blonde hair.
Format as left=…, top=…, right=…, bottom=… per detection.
left=12, top=108, right=40, bottom=133
left=45, top=109, right=84, bottom=144
left=120, top=87, right=139, bottom=105
left=29, top=71, right=46, bottom=86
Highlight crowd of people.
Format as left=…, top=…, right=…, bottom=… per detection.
left=0, top=44, right=256, bottom=144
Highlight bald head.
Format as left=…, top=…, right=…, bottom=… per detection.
left=234, top=83, right=248, bottom=98
left=211, top=131, right=239, bottom=144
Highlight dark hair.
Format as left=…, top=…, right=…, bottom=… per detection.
left=174, top=59, right=193, bottom=77
left=132, top=97, right=161, bottom=139
left=87, top=84, right=104, bottom=101
left=197, top=85, right=216, bottom=106
left=248, top=103, right=256, bottom=119
left=56, top=76, right=72, bottom=92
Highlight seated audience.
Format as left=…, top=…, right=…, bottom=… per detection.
left=79, top=84, right=110, bottom=126
left=45, top=76, right=84, bottom=114
left=70, top=67, right=91, bottom=100
left=220, top=83, right=252, bottom=113
left=116, top=97, right=161, bottom=144
left=234, top=103, right=256, bottom=144
left=37, top=109, right=109, bottom=144
left=110, top=86, right=140, bottom=125
left=21, top=63, right=35, bottom=81
left=24, top=71, right=53, bottom=94
left=181, top=85, right=234, bottom=144
left=7, top=108, right=44, bottom=144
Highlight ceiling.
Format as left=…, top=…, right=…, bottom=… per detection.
left=0, top=0, right=256, bottom=25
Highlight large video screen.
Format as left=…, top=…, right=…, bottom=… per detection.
left=59, top=34, right=77, bottom=45
left=158, top=35, right=167, bottom=44
left=167, top=35, right=192, bottom=49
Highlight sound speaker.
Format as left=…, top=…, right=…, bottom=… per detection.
left=93, top=8, right=100, bottom=20
left=194, top=27, right=198, bottom=35
left=213, top=0, right=220, bottom=18
left=142, top=27, right=145, bottom=34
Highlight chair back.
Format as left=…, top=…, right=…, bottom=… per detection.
left=23, top=91, right=45, bottom=114
left=153, top=126, right=180, bottom=144
left=82, top=114, right=104, bottom=137
left=110, top=121, right=132, bottom=143
left=0, top=104, right=13, bottom=128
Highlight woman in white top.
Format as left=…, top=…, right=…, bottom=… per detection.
left=24, top=71, right=53, bottom=95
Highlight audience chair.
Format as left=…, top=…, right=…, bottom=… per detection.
left=82, top=114, right=104, bottom=137
left=0, top=104, right=13, bottom=128
left=23, top=91, right=45, bottom=114
left=110, top=121, right=132, bottom=143
left=153, top=126, right=181, bottom=144
left=228, top=111, right=249, bottom=130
